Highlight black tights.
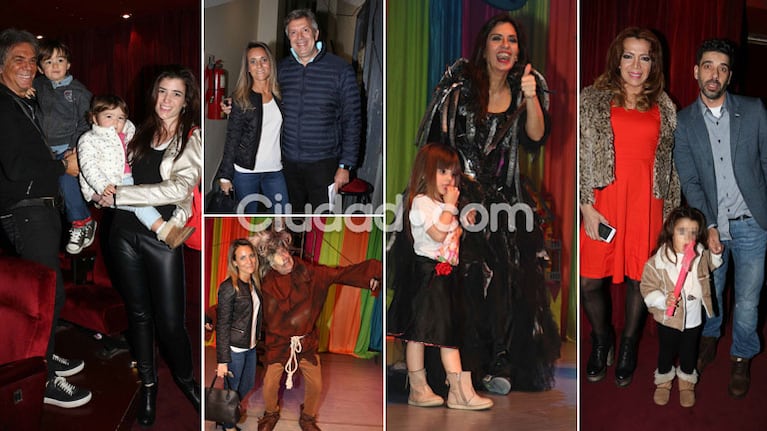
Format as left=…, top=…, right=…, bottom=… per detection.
left=580, top=276, right=645, bottom=339
left=657, top=324, right=701, bottom=375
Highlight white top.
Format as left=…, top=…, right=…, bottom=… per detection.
left=77, top=120, right=136, bottom=200
left=677, top=252, right=703, bottom=329
left=234, top=98, right=283, bottom=173
left=409, top=194, right=457, bottom=259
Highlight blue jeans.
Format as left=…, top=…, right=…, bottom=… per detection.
left=702, top=217, right=767, bottom=358
left=223, top=347, right=257, bottom=428
left=55, top=150, right=91, bottom=223
left=233, top=170, right=289, bottom=214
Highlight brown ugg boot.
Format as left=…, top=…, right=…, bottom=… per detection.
left=677, top=367, right=698, bottom=408
left=407, top=368, right=444, bottom=407
left=653, top=368, right=675, bottom=406
left=445, top=371, right=493, bottom=410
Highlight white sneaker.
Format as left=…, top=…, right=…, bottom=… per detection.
left=50, top=354, right=85, bottom=377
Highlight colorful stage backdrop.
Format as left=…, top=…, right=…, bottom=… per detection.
left=386, top=0, right=577, bottom=339
left=204, top=217, right=383, bottom=358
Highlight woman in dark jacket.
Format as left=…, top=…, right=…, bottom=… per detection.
left=214, top=41, right=288, bottom=214
left=216, top=238, right=264, bottom=431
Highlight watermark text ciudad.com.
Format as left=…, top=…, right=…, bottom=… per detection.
left=234, top=193, right=535, bottom=234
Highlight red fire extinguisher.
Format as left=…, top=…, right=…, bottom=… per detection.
left=205, top=57, right=227, bottom=120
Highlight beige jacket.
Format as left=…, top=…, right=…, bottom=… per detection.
left=115, top=128, right=201, bottom=226
left=579, top=86, right=680, bottom=217
left=640, top=244, right=722, bottom=331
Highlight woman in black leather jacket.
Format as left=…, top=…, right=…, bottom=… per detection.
left=214, top=41, right=288, bottom=214
left=215, top=238, right=264, bottom=431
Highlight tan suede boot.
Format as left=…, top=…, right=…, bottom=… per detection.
left=407, top=369, right=444, bottom=407
left=157, top=222, right=195, bottom=249
left=445, top=371, right=493, bottom=410
left=653, top=368, right=675, bottom=406
left=677, top=367, right=698, bottom=408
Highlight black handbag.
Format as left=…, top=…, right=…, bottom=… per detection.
left=204, top=374, right=241, bottom=424
left=205, top=186, right=237, bottom=214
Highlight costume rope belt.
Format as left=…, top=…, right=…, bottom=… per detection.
left=285, top=335, right=305, bottom=389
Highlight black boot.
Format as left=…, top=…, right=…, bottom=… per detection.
left=137, top=383, right=157, bottom=427
left=615, top=336, right=638, bottom=387
left=174, top=376, right=200, bottom=412
left=586, top=330, right=614, bottom=382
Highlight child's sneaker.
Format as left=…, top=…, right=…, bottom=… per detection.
left=44, top=376, right=92, bottom=408
left=65, top=219, right=97, bottom=254
left=50, top=354, right=85, bottom=377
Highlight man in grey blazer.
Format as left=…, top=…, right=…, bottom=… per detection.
left=674, top=39, right=767, bottom=399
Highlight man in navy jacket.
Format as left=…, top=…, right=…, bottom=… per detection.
left=674, top=38, right=767, bottom=399
left=278, top=8, right=361, bottom=213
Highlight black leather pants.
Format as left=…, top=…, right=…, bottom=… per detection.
left=109, top=223, right=194, bottom=385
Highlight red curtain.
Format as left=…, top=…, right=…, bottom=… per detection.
left=58, top=7, right=200, bottom=123
left=580, top=0, right=744, bottom=106
left=544, top=0, right=577, bottom=338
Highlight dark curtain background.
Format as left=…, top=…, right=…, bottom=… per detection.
left=580, top=0, right=744, bottom=107
left=58, top=7, right=201, bottom=125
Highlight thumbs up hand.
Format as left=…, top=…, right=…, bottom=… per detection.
left=521, top=63, right=537, bottom=100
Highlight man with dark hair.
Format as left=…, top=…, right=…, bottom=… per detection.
left=278, top=9, right=361, bottom=212
left=674, top=38, right=767, bottom=399
left=0, top=28, right=91, bottom=408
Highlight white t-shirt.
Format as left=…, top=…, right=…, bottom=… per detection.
left=409, top=194, right=457, bottom=259
left=234, top=98, right=283, bottom=173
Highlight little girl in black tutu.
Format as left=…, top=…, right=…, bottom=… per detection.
left=388, top=143, right=493, bottom=411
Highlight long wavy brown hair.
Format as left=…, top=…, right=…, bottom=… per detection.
left=594, top=27, right=665, bottom=111
left=129, top=65, right=200, bottom=162
left=467, top=13, right=530, bottom=122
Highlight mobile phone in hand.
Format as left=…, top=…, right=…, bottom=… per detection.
left=598, top=222, right=616, bottom=243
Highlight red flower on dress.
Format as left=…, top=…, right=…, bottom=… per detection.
left=435, top=261, right=453, bottom=276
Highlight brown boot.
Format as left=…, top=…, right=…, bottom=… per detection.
left=697, top=336, right=718, bottom=374
left=157, top=222, right=195, bottom=249
left=676, top=368, right=698, bottom=407
left=728, top=356, right=751, bottom=399
left=299, top=404, right=322, bottom=431
left=257, top=410, right=280, bottom=431
left=653, top=368, right=675, bottom=406
left=445, top=371, right=493, bottom=410
left=407, top=368, right=444, bottom=407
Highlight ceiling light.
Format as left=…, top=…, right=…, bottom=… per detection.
left=122, top=13, right=132, bottom=19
